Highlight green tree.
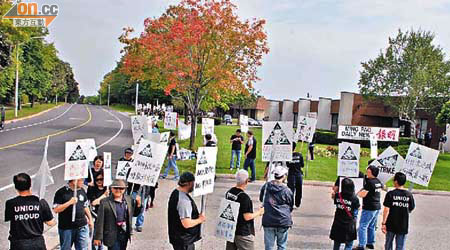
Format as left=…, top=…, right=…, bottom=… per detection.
left=436, top=101, right=450, bottom=126
left=358, top=29, right=450, bottom=138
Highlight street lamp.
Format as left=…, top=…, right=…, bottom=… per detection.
left=14, top=36, right=45, bottom=117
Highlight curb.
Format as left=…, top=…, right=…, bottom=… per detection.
left=215, top=174, right=450, bottom=197
left=5, top=104, right=64, bottom=124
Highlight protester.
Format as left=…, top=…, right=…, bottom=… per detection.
left=86, top=155, right=104, bottom=186
left=332, top=171, right=366, bottom=195
left=168, top=172, right=206, bottom=250
left=425, top=128, right=432, bottom=147
left=87, top=173, right=109, bottom=250
left=152, top=122, right=159, bottom=133
left=94, top=180, right=139, bottom=250
left=287, top=142, right=304, bottom=208
left=355, top=165, right=383, bottom=250
left=308, top=133, right=316, bottom=161
left=125, top=171, right=149, bottom=232
left=161, top=131, right=180, bottom=180
left=259, top=166, right=293, bottom=250
left=439, top=132, right=447, bottom=153
left=329, top=178, right=360, bottom=250
left=53, top=178, right=94, bottom=250
left=225, top=170, right=264, bottom=250
left=230, top=129, right=244, bottom=171
left=147, top=124, right=161, bottom=208
left=5, top=173, right=56, bottom=250
left=0, top=106, right=5, bottom=130
left=205, top=134, right=217, bottom=147
left=119, top=148, right=133, bottom=162
left=382, top=172, right=415, bottom=250
left=243, top=130, right=257, bottom=182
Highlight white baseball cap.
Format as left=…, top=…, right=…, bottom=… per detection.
left=272, top=165, right=288, bottom=179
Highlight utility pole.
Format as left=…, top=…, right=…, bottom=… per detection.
left=14, top=43, right=19, bottom=117
left=56, top=94, right=58, bottom=104
left=99, top=93, right=101, bottom=106
left=107, top=84, right=110, bottom=107
left=135, top=83, right=139, bottom=115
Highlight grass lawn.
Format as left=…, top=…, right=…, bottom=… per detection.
left=4, top=103, right=60, bottom=121
left=110, top=104, right=135, bottom=113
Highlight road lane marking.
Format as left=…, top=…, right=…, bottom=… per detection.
left=0, top=105, right=92, bottom=151
left=0, top=104, right=74, bottom=133
left=0, top=107, right=125, bottom=192
left=69, top=117, right=84, bottom=120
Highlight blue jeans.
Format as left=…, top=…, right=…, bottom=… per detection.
left=110, top=230, right=128, bottom=250
left=58, top=224, right=90, bottom=250
left=243, top=158, right=256, bottom=181
left=385, top=231, right=407, bottom=250
left=333, top=241, right=353, bottom=250
left=358, top=209, right=380, bottom=247
left=132, top=190, right=149, bottom=228
left=230, top=150, right=241, bottom=169
left=263, top=227, right=289, bottom=250
left=163, top=156, right=179, bottom=178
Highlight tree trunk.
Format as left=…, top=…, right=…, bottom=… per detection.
left=30, top=95, right=35, bottom=108
left=189, top=112, right=197, bottom=149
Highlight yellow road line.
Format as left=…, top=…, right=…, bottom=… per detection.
left=0, top=105, right=92, bottom=151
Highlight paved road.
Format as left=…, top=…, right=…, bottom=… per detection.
left=126, top=177, right=450, bottom=250
left=0, top=104, right=134, bottom=245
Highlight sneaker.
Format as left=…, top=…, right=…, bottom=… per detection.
left=136, top=227, right=142, bottom=232
left=352, top=247, right=364, bottom=250
left=229, top=167, right=233, bottom=171
left=366, top=244, right=374, bottom=249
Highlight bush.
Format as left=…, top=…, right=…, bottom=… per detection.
left=394, top=145, right=410, bottom=158
left=315, top=130, right=338, bottom=145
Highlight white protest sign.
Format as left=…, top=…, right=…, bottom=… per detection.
left=339, top=177, right=364, bottom=194
left=127, top=139, right=168, bottom=187
left=179, top=148, right=192, bottom=161
left=202, top=118, right=215, bottom=135
left=307, top=112, right=317, bottom=119
left=164, top=112, right=177, bottom=130
left=240, top=115, right=249, bottom=133
left=103, top=152, right=112, bottom=186
left=64, top=141, right=90, bottom=180
left=75, top=138, right=97, bottom=162
left=160, top=132, right=170, bottom=143
left=131, top=116, right=149, bottom=144
left=215, top=198, right=240, bottom=242
left=372, top=146, right=405, bottom=184
left=338, top=125, right=400, bottom=142
left=178, top=121, right=191, bottom=140
left=337, top=142, right=360, bottom=177
left=401, top=143, right=439, bottom=186
left=370, top=134, right=378, bottom=159
left=116, top=161, right=132, bottom=180
left=296, top=116, right=317, bottom=143
left=262, top=121, right=293, bottom=162
left=193, top=147, right=218, bottom=197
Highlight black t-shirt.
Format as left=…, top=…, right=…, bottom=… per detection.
left=225, top=187, right=255, bottom=236
left=245, top=137, right=257, bottom=159
left=333, top=193, right=360, bottom=224
left=383, top=189, right=415, bottom=234
left=87, top=185, right=107, bottom=217
left=287, top=152, right=304, bottom=175
left=53, top=186, right=89, bottom=230
left=362, top=178, right=383, bottom=210
left=168, top=137, right=177, bottom=155
left=230, top=135, right=244, bottom=151
left=5, top=196, right=53, bottom=240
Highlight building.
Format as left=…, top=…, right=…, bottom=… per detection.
left=228, top=97, right=269, bottom=120
left=262, top=92, right=448, bottom=150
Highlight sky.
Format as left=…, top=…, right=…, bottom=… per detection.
left=35, top=0, right=450, bottom=100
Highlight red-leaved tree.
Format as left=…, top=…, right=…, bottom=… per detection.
left=120, top=0, right=269, bottom=149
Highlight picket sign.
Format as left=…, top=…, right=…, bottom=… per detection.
left=338, top=125, right=400, bottom=142
left=337, top=142, right=360, bottom=177
left=370, top=146, right=405, bottom=184
left=193, top=147, right=218, bottom=197
left=240, top=115, right=249, bottom=133
left=164, top=112, right=178, bottom=130
left=75, top=138, right=97, bottom=162
left=339, top=177, right=364, bottom=193
left=295, top=116, right=317, bottom=143
left=215, top=198, right=240, bottom=242
left=401, top=142, right=439, bottom=187
left=262, top=121, right=293, bottom=162
left=116, top=161, right=132, bottom=180
left=103, top=152, right=112, bottom=186
left=202, top=118, right=215, bottom=136
left=370, top=134, right=378, bottom=159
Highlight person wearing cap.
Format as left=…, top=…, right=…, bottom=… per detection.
left=225, top=170, right=264, bottom=250
left=94, top=179, right=140, bottom=250
left=355, top=165, right=383, bottom=250
left=286, top=142, right=304, bottom=208
left=259, top=166, right=293, bottom=250
left=119, top=148, right=134, bottom=162
left=168, top=172, right=206, bottom=250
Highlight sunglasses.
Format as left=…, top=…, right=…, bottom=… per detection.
left=112, top=187, right=126, bottom=190
left=95, top=178, right=104, bottom=181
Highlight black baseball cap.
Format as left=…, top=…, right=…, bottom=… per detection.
left=178, top=172, right=195, bottom=186
left=124, top=148, right=133, bottom=154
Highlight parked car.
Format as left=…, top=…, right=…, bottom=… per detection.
left=248, top=118, right=262, bottom=126
left=223, top=114, right=232, bottom=125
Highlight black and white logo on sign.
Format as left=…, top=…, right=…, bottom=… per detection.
left=378, top=154, right=398, bottom=167
left=409, top=147, right=422, bottom=159
left=265, top=123, right=291, bottom=145
left=198, top=150, right=208, bottom=165
left=69, top=145, right=87, bottom=161
left=219, top=204, right=235, bottom=222
left=139, top=144, right=153, bottom=158
left=118, top=162, right=130, bottom=177
left=341, top=146, right=357, bottom=160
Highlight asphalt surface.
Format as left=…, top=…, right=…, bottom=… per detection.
left=0, top=104, right=133, bottom=246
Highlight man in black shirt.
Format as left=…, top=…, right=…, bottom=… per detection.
left=5, top=173, right=56, bottom=250
left=162, top=131, right=180, bottom=180
left=230, top=129, right=244, bottom=170
left=53, top=178, right=94, bottom=250
left=225, top=170, right=264, bottom=250
left=168, top=172, right=206, bottom=250
left=287, top=142, right=304, bottom=208
left=382, top=172, right=415, bottom=250
left=243, top=131, right=257, bottom=182
left=355, top=165, right=383, bottom=250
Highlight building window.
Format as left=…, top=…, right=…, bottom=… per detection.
left=293, top=114, right=298, bottom=128
left=416, top=119, right=428, bottom=140
left=331, top=114, right=339, bottom=132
